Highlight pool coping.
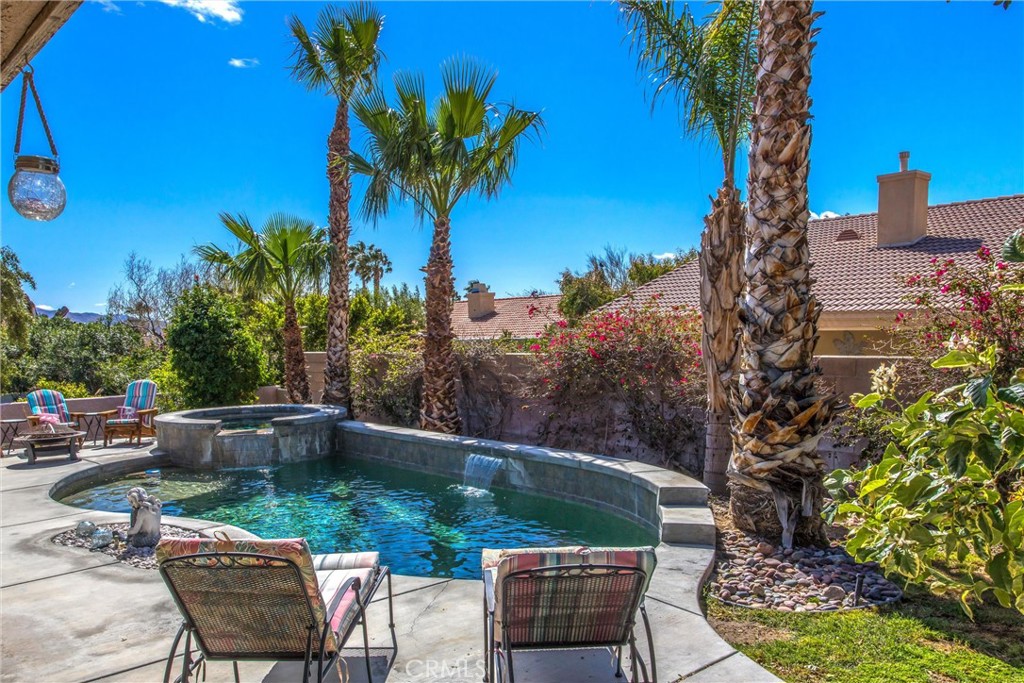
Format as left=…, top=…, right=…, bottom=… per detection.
left=2, top=437, right=780, bottom=682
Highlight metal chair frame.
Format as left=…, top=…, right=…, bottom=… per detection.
left=484, top=562, right=657, bottom=683
left=159, top=551, right=397, bottom=683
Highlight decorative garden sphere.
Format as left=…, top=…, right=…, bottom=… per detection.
left=7, top=155, right=66, bottom=221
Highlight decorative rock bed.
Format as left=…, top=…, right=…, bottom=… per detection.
left=708, top=528, right=903, bottom=612
left=52, top=523, right=200, bottom=570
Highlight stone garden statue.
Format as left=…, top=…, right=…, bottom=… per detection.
left=126, top=486, right=162, bottom=548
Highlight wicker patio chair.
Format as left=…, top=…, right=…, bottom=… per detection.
left=482, top=546, right=657, bottom=683
left=101, top=379, right=158, bottom=446
left=157, top=536, right=397, bottom=683
left=25, top=389, right=84, bottom=446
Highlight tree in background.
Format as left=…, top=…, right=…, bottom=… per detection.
left=289, top=2, right=385, bottom=412
left=195, top=213, right=329, bottom=404
left=623, top=0, right=757, bottom=493
left=557, top=246, right=696, bottom=322
left=165, top=286, right=262, bottom=408
left=349, top=240, right=393, bottom=296
left=0, top=247, right=36, bottom=347
left=729, top=0, right=837, bottom=547
left=107, top=253, right=204, bottom=348
left=351, top=57, right=543, bottom=433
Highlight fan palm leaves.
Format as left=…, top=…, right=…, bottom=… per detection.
left=622, top=0, right=757, bottom=492
left=195, top=214, right=329, bottom=404
left=289, top=2, right=385, bottom=412
left=351, top=57, right=543, bottom=433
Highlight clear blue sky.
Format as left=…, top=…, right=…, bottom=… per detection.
left=2, top=1, right=1021, bottom=313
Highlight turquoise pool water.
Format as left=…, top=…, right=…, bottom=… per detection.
left=59, top=457, right=656, bottom=579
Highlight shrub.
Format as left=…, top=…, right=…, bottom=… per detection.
left=350, top=329, right=423, bottom=425
left=165, top=286, right=262, bottom=407
left=826, top=342, right=1024, bottom=617
left=532, top=301, right=705, bottom=470
left=33, top=378, right=91, bottom=399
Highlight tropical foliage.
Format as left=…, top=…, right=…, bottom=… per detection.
left=622, top=0, right=758, bottom=493
left=827, top=343, right=1024, bottom=617
left=165, top=286, right=263, bottom=408
left=349, top=240, right=393, bottom=296
left=195, top=213, right=329, bottom=403
left=532, top=301, right=706, bottom=470
left=289, top=1, right=385, bottom=410
left=557, top=246, right=695, bottom=322
left=728, top=0, right=837, bottom=547
left=351, top=57, right=543, bottom=433
left=0, top=247, right=36, bottom=347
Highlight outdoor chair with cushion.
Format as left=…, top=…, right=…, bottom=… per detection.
left=101, top=379, right=158, bottom=446
left=25, top=389, right=84, bottom=446
left=482, top=545, right=657, bottom=683
left=157, top=536, right=396, bottom=683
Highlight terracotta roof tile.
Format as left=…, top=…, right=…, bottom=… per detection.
left=451, top=294, right=563, bottom=339
left=607, top=194, right=1024, bottom=315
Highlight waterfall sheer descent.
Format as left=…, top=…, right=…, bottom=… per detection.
left=463, top=454, right=504, bottom=491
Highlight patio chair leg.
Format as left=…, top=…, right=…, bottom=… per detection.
left=232, top=661, right=240, bottom=683
left=614, top=646, right=624, bottom=678
left=505, top=643, right=515, bottom=683
left=163, top=623, right=186, bottom=683
left=302, top=628, right=314, bottom=683
left=362, top=607, right=374, bottom=683
left=181, top=629, right=194, bottom=683
left=640, top=603, right=656, bottom=683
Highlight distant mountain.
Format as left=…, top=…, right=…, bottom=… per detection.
left=35, top=309, right=126, bottom=324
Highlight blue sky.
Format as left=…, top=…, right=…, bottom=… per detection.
left=1, top=0, right=1021, bottom=313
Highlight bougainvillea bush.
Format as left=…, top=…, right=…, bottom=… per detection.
left=531, top=300, right=706, bottom=471
left=893, top=246, right=1024, bottom=385
left=827, top=342, right=1024, bottom=617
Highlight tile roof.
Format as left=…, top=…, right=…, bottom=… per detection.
left=451, top=294, right=563, bottom=339
left=606, top=194, right=1024, bottom=315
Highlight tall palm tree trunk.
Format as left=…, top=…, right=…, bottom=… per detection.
left=728, top=0, right=834, bottom=548
left=283, top=300, right=312, bottom=404
left=701, top=181, right=745, bottom=494
left=421, top=215, right=461, bottom=434
left=323, top=103, right=353, bottom=412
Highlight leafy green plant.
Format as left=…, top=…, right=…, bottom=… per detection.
left=350, top=329, right=423, bottom=426
left=165, top=286, right=263, bottom=408
left=33, top=378, right=91, bottom=399
left=826, top=342, right=1024, bottom=617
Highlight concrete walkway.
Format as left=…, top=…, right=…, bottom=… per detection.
left=0, top=442, right=779, bottom=683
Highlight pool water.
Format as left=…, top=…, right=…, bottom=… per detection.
left=219, top=419, right=273, bottom=430
left=59, top=457, right=656, bottom=578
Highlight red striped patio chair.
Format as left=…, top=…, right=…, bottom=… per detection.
left=157, top=536, right=397, bottom=683
left=26, top=389, right=84, bottom=445
left=482, top=546, right=657, bottom=683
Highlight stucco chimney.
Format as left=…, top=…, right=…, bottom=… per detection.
left=876, top=151, right=930, bottom=247
left=467, top=281, right=495, bottom=319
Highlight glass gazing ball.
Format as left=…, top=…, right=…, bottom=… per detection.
left=8, top=156, right=66, bottom=221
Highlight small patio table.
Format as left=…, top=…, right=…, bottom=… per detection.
left=1, top=419, right=27, bottom=455
left=15, top=430, right=87, bottom=464
left=78, top=412, right=107, bottom=445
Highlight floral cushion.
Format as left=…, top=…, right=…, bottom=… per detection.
left=36, top=412, right=61, bottom=425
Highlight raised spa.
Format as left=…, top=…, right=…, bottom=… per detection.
left=154, top=404, right=345, bottom=469
left=58, top=457, right=656, bottom=578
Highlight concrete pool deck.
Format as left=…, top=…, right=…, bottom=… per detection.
left=0, top=441, right=779, bottom=683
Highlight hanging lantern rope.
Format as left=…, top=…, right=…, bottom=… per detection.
left=14, top=65, right=59, bottom=161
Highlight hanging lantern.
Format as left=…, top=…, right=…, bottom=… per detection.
left=8, top=65, right=65, bottom=221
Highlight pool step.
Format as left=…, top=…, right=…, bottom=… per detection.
left=659, top=504, right=716, bottom=546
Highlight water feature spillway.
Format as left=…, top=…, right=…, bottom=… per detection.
left=463, top=453, right=504, bottom=491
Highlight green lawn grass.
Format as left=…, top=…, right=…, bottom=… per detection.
left=707, top=586, right=1024, bottom=683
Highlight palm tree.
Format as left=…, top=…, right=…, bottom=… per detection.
left=288, top=3, right=385, bottom=413
left=350, top=58, right=543, bottom=434
left=195, top=214, right=329, bottom=404
left=622, top=0, right=757, bottom=494
left=349, top=240, right=393, bottom=297
left=729, top=0, right=836, bottom=548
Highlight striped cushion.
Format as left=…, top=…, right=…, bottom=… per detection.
left=485, top=545, right=658, bottom=638
left=316, top=566, right=375, bottom=635
left=106, top=418, right=140, bottom=426
left=27, top=390, right=70, bottom=422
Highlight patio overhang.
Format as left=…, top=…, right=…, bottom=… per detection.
left=1, top=0, right=81, bottom=91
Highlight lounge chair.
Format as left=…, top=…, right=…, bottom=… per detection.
left=482, top=545, right=657, bottom=683
left=25, top=389, right=84, bottom=446
left=101, top=379, right=158, bottom=446
left=157, top=536, right=397, bottom=683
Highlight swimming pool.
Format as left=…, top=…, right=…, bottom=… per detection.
left=59, top=457, right=656, bottom=579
